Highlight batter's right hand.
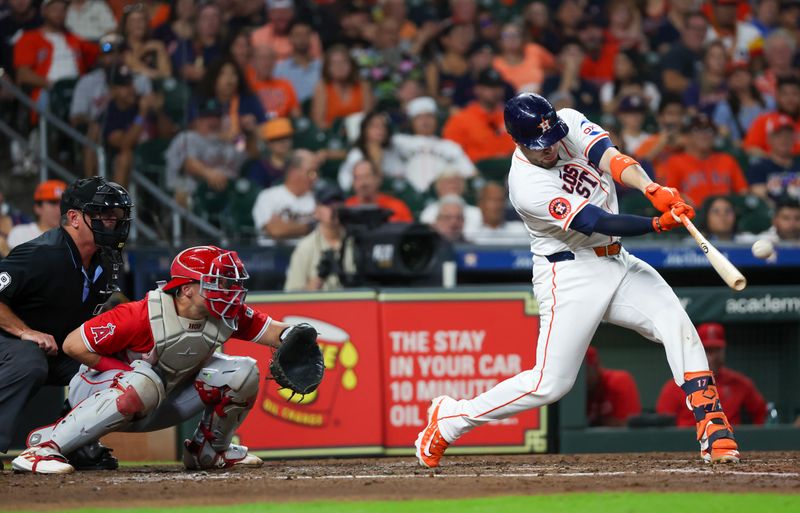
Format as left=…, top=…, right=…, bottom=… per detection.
left=20, top=329, right=58, bottom=355
left=644, top=183, right=688, bottom=213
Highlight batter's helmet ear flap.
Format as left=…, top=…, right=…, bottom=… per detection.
left=504, top=93, right=569, bottom=150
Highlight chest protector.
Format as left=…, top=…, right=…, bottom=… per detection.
left=147, top=289, right=234, bottom=393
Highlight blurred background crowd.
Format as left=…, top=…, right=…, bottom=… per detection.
left=1, top=0, right=799, bottom=260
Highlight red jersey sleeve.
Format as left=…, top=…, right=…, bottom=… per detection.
left=80, top=298, right=153, bottom=355
left=232, top=304, right=271, bottom=342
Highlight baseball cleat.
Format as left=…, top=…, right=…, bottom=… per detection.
left=12, top=442, right=74, bottom=474
left=415, top=396, right=451, bottom=469
left=702, top=438, right=740, bottom=464
left=183, top=439, right=263, bottom=470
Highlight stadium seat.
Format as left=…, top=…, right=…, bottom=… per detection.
left=730, top=194, right=772, bottom=234
left=159, top=78, right=192, bottom=125
left=48, top=78, right=78, bottom=122
left=476, top=158, right=511, bottom=182
left=134, top=138, right=171, bottom=188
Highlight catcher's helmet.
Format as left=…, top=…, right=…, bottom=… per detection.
left=163, top=246, right=249, bottom=330
left=504, top=93, right=569, bottom=150
left=61, top=176, right=133, bottom=250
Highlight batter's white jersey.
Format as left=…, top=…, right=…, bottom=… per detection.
left=508, top=108, right=618, bottom=256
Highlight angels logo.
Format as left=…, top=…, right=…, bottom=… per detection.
left=548, top=198, right=571, bottom=220
left=90, top=323, right=116, bottom=344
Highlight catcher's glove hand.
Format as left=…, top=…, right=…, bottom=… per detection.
left=269, top=323, right=324, bottom=398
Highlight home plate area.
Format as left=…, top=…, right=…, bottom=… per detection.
left=2, top=452, right=798, bottom=511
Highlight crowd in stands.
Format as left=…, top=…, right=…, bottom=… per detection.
left=1, top=0, right=800, bottom=256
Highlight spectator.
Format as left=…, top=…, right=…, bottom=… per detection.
left=607, top=0, right=648, bottom=52
left=699, top=195, right=742, bottom=242
left=199, top=57, right=266, bottom=149
left=172, top=1, right=222, bottom=83
left=541, top=39, right=601, bottom=118
left=274, top=19, right=321, bottom=104
left=683, top=40, right=729, bottom=117
left=420, top=172, right=482, bottom=236
left=338, top=111, right=403, bottom=192
left=660, top=11, right=707, bottom=94
left=492, top=21, right=554, bottom=94
left=108, top=0, right=169, bottom=29
left=381, top=0, right=417, bottom=47
left=327, top=4, right=372, bottom=50
left=432, top=194, right=468, bottom=243
left=251, top=0, right=322, bottom=61
left=748, top=116, right=800, bottom=203
left=7, top=180, right=66, bottom=250
left=552, top=0, right=583, bottom=48
left=246, top=45, right=300, bottom=119
left=599, top=49, right=661, bottom=115
left=311, top=44, right=373, bottom=131
left=754, top=29, right=797, bottom=98
left=705, top=0, right=762, bottom=63
left=119, top=2, right=171, bottom=80
left=165, top=98, right=246, bottom=205
left=585, top=346, right=642, bottom=427
left=424, top=21, right=473, bottom=108
left=577, top=16, right=619, bottom=85
left=99, top=66, right=166, bottom=186
left=0, top=192, right=14, bottom=257
left=443, top=69, right=515, bottom=162
left=643, top=0, right=695, bottom=55
left=757, top=197, right=800, bottom=242
left=616, top=95, right=652, bottom=155
left=744, top=77, right=800, bottom=158
left=284, top=184, right=355, bottom=292
left=344, top=160, right=413, bottom=223
left=227, top=0, right=266, bottom=34
left=453, top=39, right=515, bottom=108
left=712, top=63, right=773, bottom=143
left=751, top=0, right=780, bottom=36
left=634, top=93, right=686, bottom=170
left=468, top=181, right=528, bottom=245
left=13, top=0, right=91, bottom=106
left=353, top=17, right=424, bottom=104
left=657, top=114, right=749, bottom=206
left=449, top=0, right=478, bottom=25
left=390, top=96, right=476, bottom=194
left=226, top=28, right=253, bottom=75
left=244, top=117, right=293, bottom=189
left=66, top=0, right=116, bottom=42
left=251, top=149, right=318, bottom=243
left=778, top=0, right=800, bottom=33
left=152, top=0, right=196, bottom=56
left=523, top=1, right=560, bottom=55
left=656, top=323, right=767, bottom=427
left=0, top=0, right=41, bottom=79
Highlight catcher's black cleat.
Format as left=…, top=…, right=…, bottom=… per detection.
left=67, top=442, right=118, bottom=471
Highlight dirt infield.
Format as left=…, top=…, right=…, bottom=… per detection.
left=2, top=452, right=799, bottom=511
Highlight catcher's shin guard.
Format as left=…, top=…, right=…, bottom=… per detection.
left=184, top=355, right=260, bottom=469
left=46, top=362, right=164, bottom=455
left=682, top=371, right=740, bottom=463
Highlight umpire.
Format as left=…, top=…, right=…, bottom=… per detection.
left=0, top=177, right=132, bottom=470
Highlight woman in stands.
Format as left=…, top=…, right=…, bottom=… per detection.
left=120, top=3, right=172, bottom=81
left=311, top=45, right=373, bottom=131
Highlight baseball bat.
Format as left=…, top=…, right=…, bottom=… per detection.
left=680, top=214, right=747, bottom=291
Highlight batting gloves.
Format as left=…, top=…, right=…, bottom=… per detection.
left=645, top=183, right=688, bottom=213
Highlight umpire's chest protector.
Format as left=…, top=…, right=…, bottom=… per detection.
left=147, top=289, right=234, bottom=393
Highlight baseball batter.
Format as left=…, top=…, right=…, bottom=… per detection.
left=12, top=245, right=320, bottom=474
left=415, top=93, right=740, bottom=467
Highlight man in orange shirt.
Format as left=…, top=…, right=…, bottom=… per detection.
left=344, top=160, right=413, bottom=223
left=634, top=94, right=686, bottom=172
left=585, top=347, right=642, bottom=427
left=656, top=113, right=749, bottom=206
left=656, top=323, right=767, bottom=427
left=14, top=0, right=92, bottom=105
left=743, top=77, right=800, bottom=158
left=578, top=17, right=619, bottom=85
left=246, top=45, right=301, bottom=119
left=250, top=0, right=322, bottom=61
left=443, top=69, right=516, bottom=162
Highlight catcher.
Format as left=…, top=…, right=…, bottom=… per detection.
left=12, top=245, right=324, bottom=474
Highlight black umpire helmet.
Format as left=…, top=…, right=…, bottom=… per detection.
left=504, top=93, right=569, bottom=150
left=61, top=176, right=133, bottom=250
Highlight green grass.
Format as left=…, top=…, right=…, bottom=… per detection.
left=6, top=494, right=800, bottom=513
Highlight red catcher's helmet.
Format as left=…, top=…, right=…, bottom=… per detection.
left=163, top=246, right=249, bottom=330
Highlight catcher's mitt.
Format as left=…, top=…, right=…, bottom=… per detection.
left=269, top=323, right=324, bottom=398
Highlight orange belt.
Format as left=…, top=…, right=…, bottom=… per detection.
left=593, top=242, right=622, bottom=257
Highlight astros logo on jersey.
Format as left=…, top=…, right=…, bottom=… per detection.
left=548, top=198, right=571, bottom=220
left=91, top=323, right=116, bottom=344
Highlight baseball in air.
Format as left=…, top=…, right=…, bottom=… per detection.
left=751, top=239, right=775, bottom=259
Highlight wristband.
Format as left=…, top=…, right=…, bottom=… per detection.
left=94, top=356, right=133, bottom=373
left=609, top=154, right=640, bottom=184
left=652, top=216, right=663, bottom=233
